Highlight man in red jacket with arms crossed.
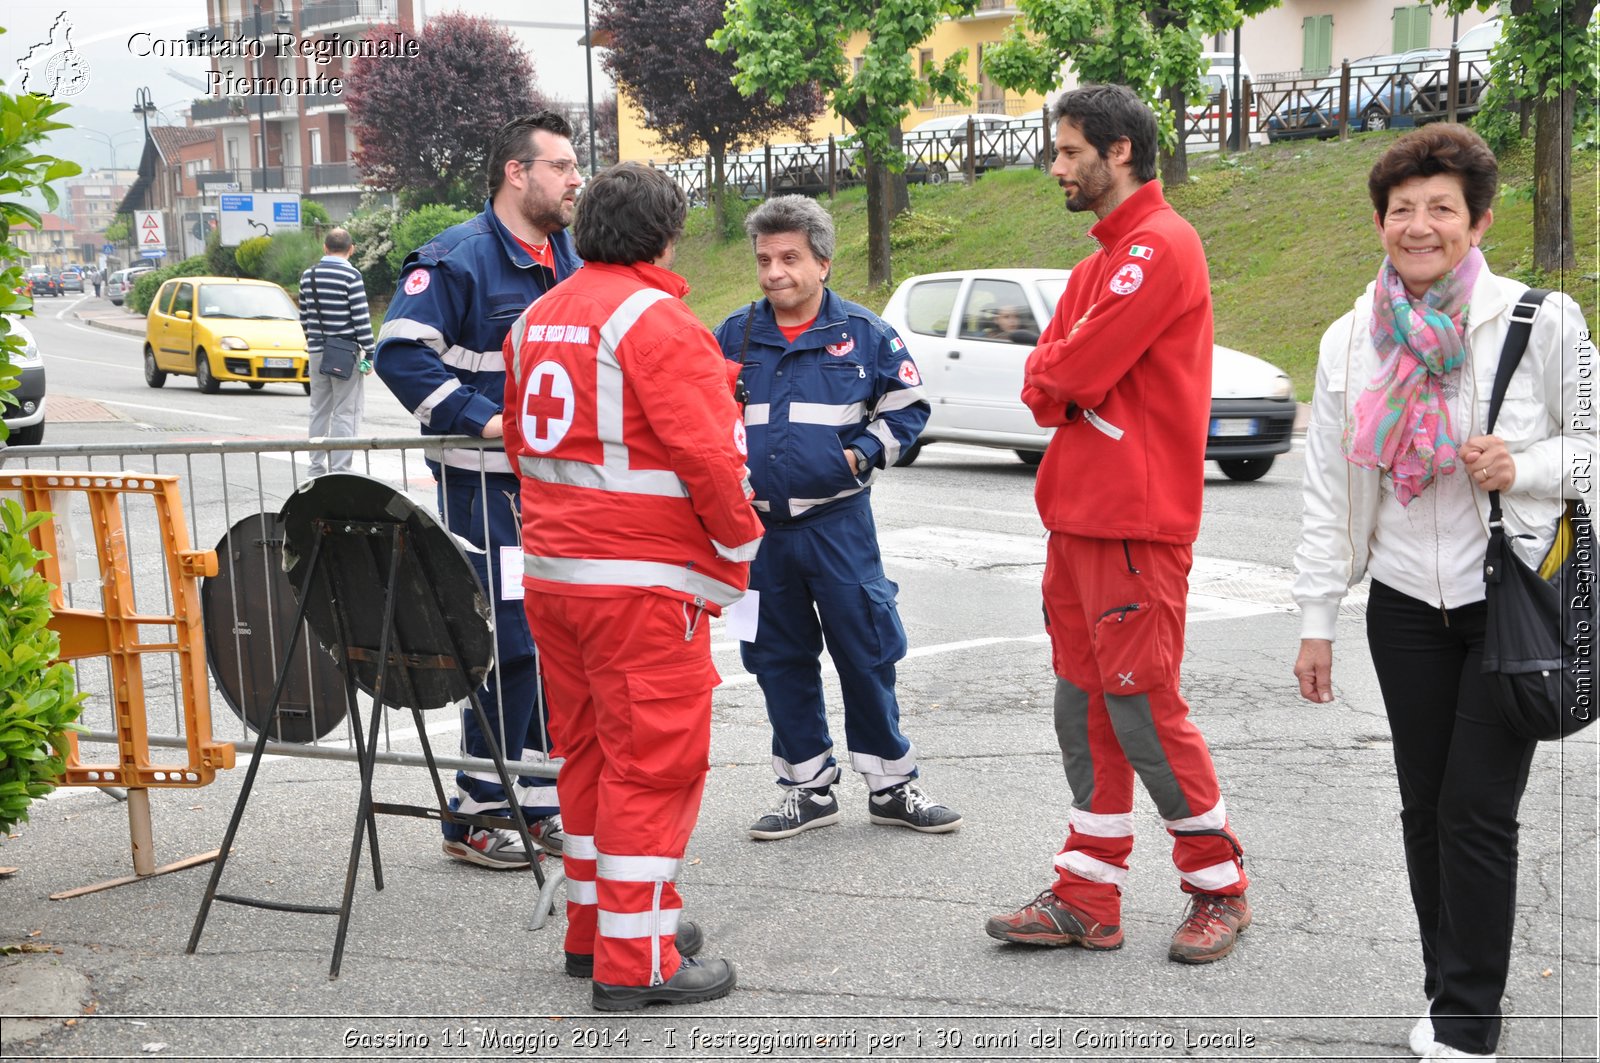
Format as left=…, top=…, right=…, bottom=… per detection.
left=503, top=163, right=763, bottom=1009
left=985, top=84, right=1250, bottom=964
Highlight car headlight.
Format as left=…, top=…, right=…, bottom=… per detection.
left=220, top=336, right=250, bottom=350
left=1269, top=374, right=1293, bottom=401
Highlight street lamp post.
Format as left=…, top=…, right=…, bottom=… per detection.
left=81, top=128, right=142, bottom=171
left=253, top=4, right=269, bottom=191
left=583, top=0, right=598, bottom=172
left=133, top=87, right=157, bottom=209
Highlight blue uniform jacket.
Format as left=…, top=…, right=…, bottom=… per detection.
left=715, top=289, right=929, bottom=523
left=375, top=199, right=581, bottom=475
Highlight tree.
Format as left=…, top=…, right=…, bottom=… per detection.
left=0, top=27, right=88, bottom=835
left=598, top=0, right=823, bottom=237
left=715, top=0, right=980, bottom=288
left=983, top=0, right=1278, bottom=185
left=1446, top=0, right=1596, bottom=272
left=346, top=13, right=547, bottom=211
left=104, top=213, right=130, bottom=245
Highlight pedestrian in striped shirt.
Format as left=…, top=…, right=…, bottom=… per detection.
left=299, top=228, right=375, bottom=476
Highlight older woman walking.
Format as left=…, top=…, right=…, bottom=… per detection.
left=1292, top=125, right=1591, bottom=1060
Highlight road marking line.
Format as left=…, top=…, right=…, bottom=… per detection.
left=97, top=399, right=242, bottom=422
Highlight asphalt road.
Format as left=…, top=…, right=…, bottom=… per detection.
left=0, top=297, right=1594, bottom=1062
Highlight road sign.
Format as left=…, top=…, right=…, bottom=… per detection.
left=136, top=210, right=166, bottom=257
left=218, top=193, right=302, bottom=247
left=101, top=242, right=114, bottom=254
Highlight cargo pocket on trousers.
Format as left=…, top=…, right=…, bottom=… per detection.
left=621, top=659, right=717, bottom=786
left=864, top=577, right=909, bottom=667
left=1091, top=602, right=1174, bottom=696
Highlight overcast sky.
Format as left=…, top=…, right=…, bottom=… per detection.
left=2, top=1, right=610, bottom=175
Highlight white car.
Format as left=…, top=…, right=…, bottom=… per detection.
left=1, top=319, right=46, bottom=447
left=880, top=268, right=1296, bottom=481
left=106, top=265, right=155, bottom=306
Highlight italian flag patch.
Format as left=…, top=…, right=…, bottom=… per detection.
left=1128, top=244, right=1154, bottom=260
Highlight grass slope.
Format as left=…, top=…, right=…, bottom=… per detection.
left=674, top=130, right=1597, bottom=399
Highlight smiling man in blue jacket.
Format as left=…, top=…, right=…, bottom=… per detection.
left=375, top=111, right=582, bottom=870
left=714, top=195, right=961, bottom=842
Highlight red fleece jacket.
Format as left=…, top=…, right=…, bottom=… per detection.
left=1022, top=180, right=1213, bottom=544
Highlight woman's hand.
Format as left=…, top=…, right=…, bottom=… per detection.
left=1294, top=638, right=1335, bottom=703
left=1461, top=434, right=1516, bottom=492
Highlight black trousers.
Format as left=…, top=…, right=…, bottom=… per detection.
left=1366, top=580, right=1537, bottom=1056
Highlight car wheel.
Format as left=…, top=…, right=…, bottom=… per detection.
left=8, top=421, right=44, bottom=446
left=195, top=350, right=221, bottom=394
left=1015, top=449, right=1044, bottom=466
left=1362, top=108, right=1389, bottom=132
left=143, top=345, right=166, bottom=388
left=248, top=382, right=265, bottom=391
left=1218, top=456, right=1274, bottom=482
left=927, top=164, right=949, bottom=185
left=894, top=441, right=923, bottom=467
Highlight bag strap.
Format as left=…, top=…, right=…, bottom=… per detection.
left=1485, top=287, right=1552, bottom=527
left=733, top=300, right=758, bottom=409
left=306, top=261, right=327, bottom=334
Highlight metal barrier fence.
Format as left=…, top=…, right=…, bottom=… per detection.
left=0, top=435, right=556, bottom=790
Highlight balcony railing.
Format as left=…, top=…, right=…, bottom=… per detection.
left=188, top=20, right=242, bottom=42
left=308, top=161, right=363, bottom=189
left=191, top=96, right=247, bottom=122
left=303, top=92, right=348, bottom=112
left=302, top=0, right=395, bottom=31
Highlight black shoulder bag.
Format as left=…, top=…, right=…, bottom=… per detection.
left=1480, top=288, right=1596, bottom=740
left=308, top=266, right=361, bottom=380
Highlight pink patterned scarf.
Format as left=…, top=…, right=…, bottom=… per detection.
left=1344, top=248, right=1483, bottom=505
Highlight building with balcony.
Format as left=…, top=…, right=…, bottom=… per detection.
left=13, top=214, right=83, bottom=269
left=185, top=0, right=420, bottom=220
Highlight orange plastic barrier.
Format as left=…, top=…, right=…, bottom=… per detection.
left=5, top=472, right=234, bottom=788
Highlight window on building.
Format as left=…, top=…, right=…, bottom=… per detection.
left=919, top=49, right=935, bottom=108
left=1302, top=14, right=1333, bottom=75
left=977, top=42, right=1005, bottom=112
left=1392, top=6, right=1433, bottom=52
left=309, top=128, right=323, bottom=166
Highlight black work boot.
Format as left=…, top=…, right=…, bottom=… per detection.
left=590, top=955, right=736, bottom=1011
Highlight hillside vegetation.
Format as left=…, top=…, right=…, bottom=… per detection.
left=673, top=131, right=1597, bottom=399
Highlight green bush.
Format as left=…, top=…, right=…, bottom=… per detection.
left=301, top=199, right=331, bottom=226
left=127, top=255, right=211, bottom=315
left=345, top=201, right=401, bottom=299
left=233, top=235, right=272, bottom=278
left=386, top=204, right=475, bottom=278
left=0, top=501, right=87, bottom=835
left=204, top=228, right=241, bottom=277
left=260, top=229, right=325, bottom=294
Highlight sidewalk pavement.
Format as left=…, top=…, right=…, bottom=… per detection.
left=2, top=593, right=1595, bottom=1060
left=72, top=299, right=146, bottom=338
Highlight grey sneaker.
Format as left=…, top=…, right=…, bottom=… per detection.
left=748, top=787, right=840, bottom=840
left=868, top=782, right=962, bottom=833
left=528, top=814, right=565, bottom=856
left=442, top=825, right=532, bottom=869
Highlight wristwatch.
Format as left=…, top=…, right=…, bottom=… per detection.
left=847, top=445, right=870, bottom=477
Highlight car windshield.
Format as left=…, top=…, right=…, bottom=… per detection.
left=198, top=284, right=297, bottom=320
left=1035, top=277, right=1068, bottom=318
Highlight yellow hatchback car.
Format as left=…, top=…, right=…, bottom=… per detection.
left=144, top=277, right=310, bottom=393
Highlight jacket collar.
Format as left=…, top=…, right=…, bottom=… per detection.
left=482, top=198, right=581, bottom=280
left=585, top=259, right=690, bottom=298
left=1088, top=180, right=1169, bottom=251
left=753, top=287, right=847, bottom=347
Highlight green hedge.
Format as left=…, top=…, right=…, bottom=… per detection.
left=126, top=256, right=213, bottom=315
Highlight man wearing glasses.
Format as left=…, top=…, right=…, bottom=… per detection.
left=376, top=111, right=583, bottom=871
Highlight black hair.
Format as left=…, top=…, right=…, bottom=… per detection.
left=1050, top=84, right=1158, bottom=183
left=487, top=110, right=575, bottom=198
left=572, top=163, right=686, bottom=265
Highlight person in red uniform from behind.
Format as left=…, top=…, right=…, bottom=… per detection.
left=503, top=162, right=763, bottom=1010
left=984, top=84, right=1251, bottom=964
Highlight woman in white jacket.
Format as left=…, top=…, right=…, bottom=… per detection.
left=1292, top=125, right=1591, bottom=1061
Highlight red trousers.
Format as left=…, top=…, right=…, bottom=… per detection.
left=1041, top=533, right=1247, bottom=925
left=524, top=590, right=718, bottom=987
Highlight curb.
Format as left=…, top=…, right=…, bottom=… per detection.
left=73, top=312, right=144, bottom=339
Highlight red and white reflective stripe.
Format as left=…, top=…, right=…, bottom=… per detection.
left=790, top=401, right=866, bottom=426
left=596, top=851, right=681, bottom=882
left=596, top=288, right=672, bottom=464
left=524, top=554, right=745, bottom=606
left=1055, top=849, right=1130, bottom=888
left=1163, top=799, right=1227, bottom=834
left=566, top=877, right=598, bottom=905
left=1069, top=807, right=1136, bottom=838
left=565, top=833, right=598, bottom=859
left=597, top=905, right=683, bottom=939
left=564, top=832, right=598, bottom=905
left=711, top=537, right=762, bottom=563
left=1179, top=859, right=1242, bottom=892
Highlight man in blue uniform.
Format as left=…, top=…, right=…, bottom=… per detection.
left=375, top=112, right=582, bottom=868
left=714, top=195, right=962, bottom=841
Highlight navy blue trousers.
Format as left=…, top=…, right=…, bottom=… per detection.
left=740, top=500, right=917, bottom=792
left=438, top=472, right=558, bottom=838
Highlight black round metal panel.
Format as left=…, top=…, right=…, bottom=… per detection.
left=277, top=473, right=493, bottom=711
left=202, top=512, right=351, bottom=743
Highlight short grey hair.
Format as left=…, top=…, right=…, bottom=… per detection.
left=745, top=194, right=835, bottom=262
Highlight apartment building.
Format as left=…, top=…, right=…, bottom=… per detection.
left=186, top=0, right=421, bottom=221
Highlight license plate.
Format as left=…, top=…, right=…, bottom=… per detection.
left=263, top=357, right=293, bottom=368
left=1211, top=418, right=1258, bottom=438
